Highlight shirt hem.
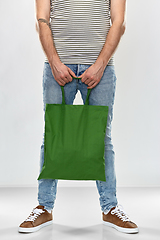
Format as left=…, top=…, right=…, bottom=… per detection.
left=44, top=57, right=115, bottom=66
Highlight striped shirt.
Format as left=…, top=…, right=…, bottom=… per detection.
left=45, top=0, right=114, bottom=65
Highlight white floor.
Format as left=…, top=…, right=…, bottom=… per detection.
left=0, top=187, right=160, bottom=240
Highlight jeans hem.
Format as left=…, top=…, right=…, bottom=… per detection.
left=102, top=203, right=118, bottom=214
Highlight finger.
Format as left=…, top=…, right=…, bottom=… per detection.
left=66, top=75, right=73, bottom=83
left=85, top=78, right=94, bottom=85
left=82, top=77, right=90, bottom=83
left=81, top=74, right=88, bottom=83
left=79, top=72, right=86, bottom=82
left=66, top=74, right=72, bottom=82
left=87, top=82, right=97, bottom=89
left=59, top=78, right=66, bottom=86
left=61, top=73, right=72, bottom=83
left=67, top=67, right=77, bottom=79
left=87, top=80, right=94, bottom=85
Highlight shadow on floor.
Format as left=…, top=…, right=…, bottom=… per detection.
left=0, top=224, right=159, bottom=240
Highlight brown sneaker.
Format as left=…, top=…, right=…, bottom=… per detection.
left=102, top=204, right=139, bottom=234
left=18, top=205, right=53, bottom=233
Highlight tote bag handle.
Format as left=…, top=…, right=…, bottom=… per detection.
left=60, top=77, right=92, bottom=105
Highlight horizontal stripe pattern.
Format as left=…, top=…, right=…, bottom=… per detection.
left=45, top=0, right=114, bottom=65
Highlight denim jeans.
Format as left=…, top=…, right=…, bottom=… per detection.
left=38, top=62, right=118, bottom=213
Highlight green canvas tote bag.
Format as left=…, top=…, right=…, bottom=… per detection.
left=37, top=78, right=108, bottom=181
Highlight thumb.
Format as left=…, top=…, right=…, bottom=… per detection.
left=67, top=67, right=77, bottom=78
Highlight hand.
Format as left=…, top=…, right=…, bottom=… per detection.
left=79, top=62, right=106, bottom=89
left=50, top=61, right=77, bottom=86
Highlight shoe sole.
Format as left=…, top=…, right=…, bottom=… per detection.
left=103, top=220, right=139, bottom=234
left=18, top=220, right=53, bottom=233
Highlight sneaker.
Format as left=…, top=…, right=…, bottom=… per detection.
left=102, top=204, right=139, bottom=234
left=18, top=205, right=53, bottom=233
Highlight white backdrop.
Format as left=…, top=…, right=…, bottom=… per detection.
left=0, top=0, right=160, bottom=187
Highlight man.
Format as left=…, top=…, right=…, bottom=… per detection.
left=18, top=0, right=139, bottom=234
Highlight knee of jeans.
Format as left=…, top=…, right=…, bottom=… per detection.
left=41, top=143, right=44, bottom=150
left=105, top=141, right=114, bottom=151
left=105, top=130, right=114, bottom=151
left=40, top=144, right=44, bottom=171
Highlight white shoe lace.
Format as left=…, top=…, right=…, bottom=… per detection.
left=111, top=204, right=131, bottom=222
left=25, top=208, right=45, bottom=222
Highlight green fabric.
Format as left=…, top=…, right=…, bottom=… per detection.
left=37, top=79, right=108, bottom=181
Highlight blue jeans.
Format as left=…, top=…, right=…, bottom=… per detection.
left=38, top=62, right=118, bottom=213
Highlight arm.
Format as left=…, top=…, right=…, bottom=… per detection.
left=79, top=0, right=126, bottom=89
left=95, top=0, right=126, bottom=67
left=35, top=0, right=76, bottom=85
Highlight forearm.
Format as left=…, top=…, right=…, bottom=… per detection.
left=95, top=22, right=125, bottom=68
left=36, top=19, right=61, bottom=66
